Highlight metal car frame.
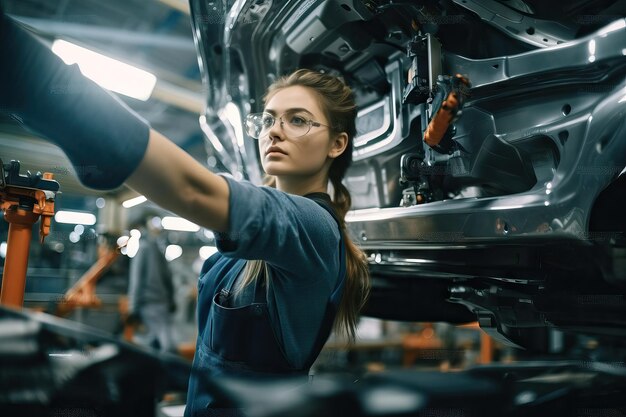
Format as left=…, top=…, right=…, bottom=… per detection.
left=188, top=0, right=626, bottom=349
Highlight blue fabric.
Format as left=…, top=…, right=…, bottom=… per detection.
left=185, top=178, right=345, bottom=415
left=213, top=175, right=342, bottom=369
left=0, top=12, right=150, bottom=190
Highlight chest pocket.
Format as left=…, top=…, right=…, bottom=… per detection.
left=204, top=266, right=296, bottom=372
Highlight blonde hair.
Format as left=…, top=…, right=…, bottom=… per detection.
left=235, top=69, right=370, bottom=342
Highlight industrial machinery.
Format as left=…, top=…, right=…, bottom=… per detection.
left=189, top=0, right=626, bottom=350
left=0, top=159, right=58, bottom=307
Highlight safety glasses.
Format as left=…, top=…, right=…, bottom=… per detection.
left=245, top=111, right=331, bottom=139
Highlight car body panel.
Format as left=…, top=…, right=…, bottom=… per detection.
left=189, top=0, right=626, bottom=347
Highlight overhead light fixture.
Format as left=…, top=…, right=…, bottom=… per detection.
left=125, top=231, right=141, bottom=258
left=117, top=235, right=130, bottom=248
left=161, top=216, right=200, bottom=232
left=122, top=195, right=148, bottom=208
left=54, top=210, right=97, bottom=225
left=165, top=245, right=183, bottom=261
left=69, top=232, right=80, bottom=243
left=51, top=39, right=157, bottom=101
left=199, top=245, right=218, bottom=260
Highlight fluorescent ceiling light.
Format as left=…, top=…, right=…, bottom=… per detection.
left=122, top=195, right=147, bottom=208
left=161, top=216, right=200, bottom=232
left=55, top=210, right=97, bottom=225
left=117, top=236, right=130, bottom=248
left=121, top=231, right=141, bottom=258
left=199, top=245, right=218, bottom=260
left=165, top=244, right=183, bottom=262
left=51, top=39, right=157, bottom=101
left=69, top=232, right=80, bottom=243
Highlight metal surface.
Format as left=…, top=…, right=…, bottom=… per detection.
left=344, top=18, right=626, bottom=245
left=0, top=305, right=191, bottom=414
left=452, top=0, right=577, bottom=48
left=189, top=0, right=626, bottom=342
left=444, top=19, right=626, bottom=88
left=353, top=59, right=406, bottom=161
left=348, top=45, right=626, bottom=245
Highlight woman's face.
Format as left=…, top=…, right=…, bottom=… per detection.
left=259, top=85, right=340, bottom=178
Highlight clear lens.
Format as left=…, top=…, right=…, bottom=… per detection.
left=245, top=112, right=311, bottom=139
left=261, top=113, right=274, bottom=129
left=245, top=113, right=265, bottom=138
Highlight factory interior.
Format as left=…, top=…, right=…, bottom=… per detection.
left=1, top=0, right=626, bottom=416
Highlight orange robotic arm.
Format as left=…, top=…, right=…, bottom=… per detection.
left=0, top=160, right=58, bottom=308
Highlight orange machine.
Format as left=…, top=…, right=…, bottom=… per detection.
left=56, top=242, right=122, bottom=317
left=424, top=74, right=471, bottom=148
left=0, top=159, right=59, bottom=308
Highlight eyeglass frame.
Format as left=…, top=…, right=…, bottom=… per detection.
left=245, top=110, right=333, bottom=139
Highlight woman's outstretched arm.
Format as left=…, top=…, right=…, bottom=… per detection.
left=0, top=10, right=230, bottom=232
left=126, top=129, right=230, bottom=232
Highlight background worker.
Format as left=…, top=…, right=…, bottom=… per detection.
left=127, top=215, right=177, bottom=353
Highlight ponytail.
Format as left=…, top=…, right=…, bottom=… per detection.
left=328, top=173, right=370, bottom=341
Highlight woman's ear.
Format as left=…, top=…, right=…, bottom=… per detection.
left=328, top=132, right=349, bottom=159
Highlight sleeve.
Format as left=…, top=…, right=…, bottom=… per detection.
left=0, top=12, right=150, bottom=190
left=214, top=175, right=340, bottom=279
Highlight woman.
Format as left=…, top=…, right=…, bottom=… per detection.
left=0, top=12, right=370, bottom=416
left=186, top=70, right=371, bottom=415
